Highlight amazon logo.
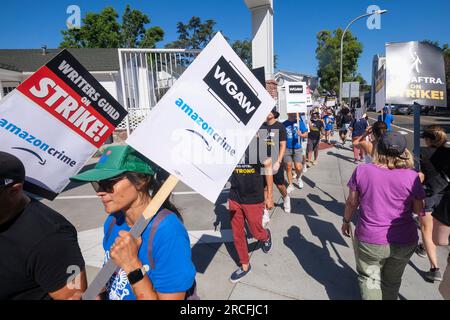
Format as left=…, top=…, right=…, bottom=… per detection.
left=12, top=147, right=46, bottom=165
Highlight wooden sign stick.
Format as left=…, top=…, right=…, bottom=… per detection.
left=82, top=175, right=180, bottom=300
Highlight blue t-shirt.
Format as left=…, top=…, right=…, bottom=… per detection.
left=350, top=118, right=368, bottom=138
left=378, top=113, right=394, bottom=132
left=102, top=211, right=196, bottom=300
left=323, top=115, right=335, bottom=131
left=283, top=120, right=308, bottom=149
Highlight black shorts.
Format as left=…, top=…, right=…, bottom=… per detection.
left=264, top=165, right=285, bottom=186
left=431, top=190, right=450, bottom=227
left=307, top=139, right=320, bottom=152
left=425, top=193, right=445, bottom=213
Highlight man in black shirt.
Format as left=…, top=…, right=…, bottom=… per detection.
left=0, top=152, right=87, bottom=300
left=307, top=111, right=325, bottom=166
left=228, top=139, right=273, bottom=283
left=260, top=108, right=290, bottom=214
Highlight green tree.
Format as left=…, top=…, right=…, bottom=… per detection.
left=165, top=17, right=217, bottom=49
left=60, top=6, right=164, bottom=48
left=315, top=29, right=363, bottom=95
left=231, top=39, right=278, bottom=70
left=232, top=39, right=252, bottom=69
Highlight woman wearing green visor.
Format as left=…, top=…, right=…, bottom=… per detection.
left=71, top=146, right=196, bottom=300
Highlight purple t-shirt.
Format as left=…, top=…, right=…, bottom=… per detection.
left=347, top=163, right=426, bottom=245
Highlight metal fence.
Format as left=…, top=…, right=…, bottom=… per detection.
left=118, top=48, right=201, bottom=135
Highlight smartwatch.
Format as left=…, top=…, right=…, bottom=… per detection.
left=127, top=265, right=149, bottom=285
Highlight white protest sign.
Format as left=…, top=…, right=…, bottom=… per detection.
left=285, top=81, right=308, bottom=114
left=342, top=81, right=360, bottom=98
left=326, top=98, right=336, bottom=107
left=126, top=33, right=276, bottom=203
left=0, top=50, right=127, bottom=199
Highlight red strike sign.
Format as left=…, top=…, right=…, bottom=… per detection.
left=17, top=66, right=114, bottom=148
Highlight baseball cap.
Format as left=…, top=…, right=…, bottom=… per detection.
left=377, top=132, right=407, bottom=157
left=70, top=146, right=155, bottom=182
left=0, top=152, right=26, bottom=186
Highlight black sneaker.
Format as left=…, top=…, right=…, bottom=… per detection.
left=415, top=243, right=427, bottom=258
left=261, top=229, right=272, bottom=253
left=230, top=264, right=252, bottom=283
left=425, top=268, right=443, bottom=282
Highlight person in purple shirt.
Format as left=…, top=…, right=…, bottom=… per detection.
left=341, top=132, right=425, bottom=300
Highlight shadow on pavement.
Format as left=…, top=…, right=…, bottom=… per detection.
left=283, top=225, right=359, bottom=299
left=290, top=198, right=318, bottom=216
left=408, top=260, right=433, bottom=283
left=327, top=151, right=356, bottom=164
left=307, top=194, right=345, bottom=218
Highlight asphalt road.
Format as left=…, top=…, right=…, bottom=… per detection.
left=367, top=111, right=450, bottom=151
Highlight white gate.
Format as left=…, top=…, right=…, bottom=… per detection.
left=118, top=48, right=200, bottom=135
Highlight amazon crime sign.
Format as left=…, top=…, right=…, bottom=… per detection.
left=0, top=50, right=127, bottom=199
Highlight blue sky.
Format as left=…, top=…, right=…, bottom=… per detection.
left=1, top=0, right=449, bottom=82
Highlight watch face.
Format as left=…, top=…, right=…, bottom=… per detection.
left=127, top=269, right=144, bottom=285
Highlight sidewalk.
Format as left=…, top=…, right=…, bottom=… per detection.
left=79, top=138, right=449, bottom=300
left=191, top=139, right=449, bottom=300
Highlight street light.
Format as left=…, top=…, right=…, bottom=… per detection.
left=339, top=9, right=388, bottom=106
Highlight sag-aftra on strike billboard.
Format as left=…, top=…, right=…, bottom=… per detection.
left=386, top=41, right=447, bottom=107
left=0, top=50, right=127, bottom=199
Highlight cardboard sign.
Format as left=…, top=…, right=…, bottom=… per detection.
left=0, top=50, right=127, bottom=199
left=386, top=41, right=447, bottom=107
left=285, top=82, right=308, bottom=114
left=126, top=33, right=276, bottom=203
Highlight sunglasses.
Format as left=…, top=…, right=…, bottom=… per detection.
left=0, top=178, right=15, bottom=189
left=91, top=175, right=127, bottom=193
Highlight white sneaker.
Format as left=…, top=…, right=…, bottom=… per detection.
left=262, top=209, right=270, bottom=227
left=297, top=178, right=304, bottom=189
left=287, top=184, right=295, bottom=194
left=283, top=196, right=291, bottom=213
left=302, top=165, right=307, bottom=173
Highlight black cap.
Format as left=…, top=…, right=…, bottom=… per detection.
left=0, top=152, right=25, bottom=186
left=377, top=132, right=407, bottom=157
left=271, top=107, right=280, bottom=119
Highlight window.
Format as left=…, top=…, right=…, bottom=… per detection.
left=3, top=86, right=16, bottom=96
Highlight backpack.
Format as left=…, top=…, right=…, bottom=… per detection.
left=105, top=209, right=199, bottom=300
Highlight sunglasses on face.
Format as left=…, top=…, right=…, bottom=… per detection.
left=0, top=179, right=15, bottom=189
left=91, top=175, right=127, bottom=193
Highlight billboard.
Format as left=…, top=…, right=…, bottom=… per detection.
left=386, top=41, right=447, bottom=107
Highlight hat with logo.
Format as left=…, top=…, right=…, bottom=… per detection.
left=70, top=146, right=155, bottom=182
left=377, top=132, right=407, bottom=157
left=271, top=107, right=280, bottom=119
left=0, top=151, right=26, bottom=186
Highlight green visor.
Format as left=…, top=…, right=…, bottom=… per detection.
left=71, top=145, right=155, bottom=182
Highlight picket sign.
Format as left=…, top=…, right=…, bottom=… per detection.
left=83, top=32, right=276, bottom=299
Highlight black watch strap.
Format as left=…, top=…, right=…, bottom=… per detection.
left=343, top=217, right=351, bottom=224
left=127, top=265, right=149, bottom=285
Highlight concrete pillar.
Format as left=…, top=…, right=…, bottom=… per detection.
left=244, top=0, right=274, bottom=80
left=0, top=81, right=4, bottom=99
